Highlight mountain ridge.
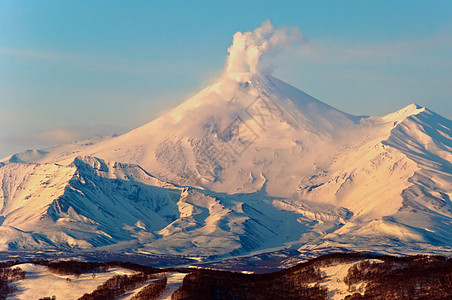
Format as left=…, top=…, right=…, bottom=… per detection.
left=0, top=20, right=451, bottom=260
left=0, top=72, right=451, bottom=260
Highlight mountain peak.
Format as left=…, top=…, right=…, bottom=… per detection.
left=382, top=103, right=425, bottom=123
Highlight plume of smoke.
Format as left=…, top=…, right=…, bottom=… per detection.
left=226, top=20, right=302, bottom=75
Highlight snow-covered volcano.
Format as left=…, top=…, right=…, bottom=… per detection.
left=1, top=21, right=451, bottom=259
left=30, top=72, right=362, bottom=196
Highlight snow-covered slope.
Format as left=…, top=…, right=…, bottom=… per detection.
left=3, top=73, right=361, bottom=197
left=0, top=156, right=181, bottom=250
left=1, top=21, right=451, bottom=259
left=0, top=156, right=343, bottom=256
left=1, top=78, right=450, bottom=258
left=11, top=264, right=137, bottom=300
left=290, top=105, right=452, bottom=253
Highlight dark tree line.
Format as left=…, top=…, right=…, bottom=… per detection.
left=0, top=266, right=26, bottom=299
left=30, top=259, right=162, bottom=276
left=343, top=255, right=452, bottom=299
left=170, top=253, right=452, bottom=300
left=171, top=264, right=327, bottom=300
left=0, top=261, right=20, bottom=269
left=131, top=277, right=167, bottom=300
left=39, top=260, right=110, bottom=276
left=5, top=252, right=452, bottom=299
left=38, top=296, right=56, bottom=300
left=78, top=272, right=162, bottom=300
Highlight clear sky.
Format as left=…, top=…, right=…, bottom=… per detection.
left=1, top=1, right=451, bottom=158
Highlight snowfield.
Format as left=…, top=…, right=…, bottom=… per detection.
left=7, top=263, right=187, bottom=300
left=10, top=264, right=136, bottom=300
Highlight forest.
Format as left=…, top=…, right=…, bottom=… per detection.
left=1, top=252, right=452, bottom=299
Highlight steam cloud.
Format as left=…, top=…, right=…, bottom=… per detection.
left=226, top=20, right=302, bottom=74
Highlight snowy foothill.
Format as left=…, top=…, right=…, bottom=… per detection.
left=5, top=263, right=187, bottom=300
left=9, top=264, right=136, bottom=300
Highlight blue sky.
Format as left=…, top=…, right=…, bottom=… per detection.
left=1, top=1, right=451, bottom=157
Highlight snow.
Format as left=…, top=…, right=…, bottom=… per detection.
left=157, top=272, right=186, bottom=300
left=119, top=274, right=168, bottom=300
left=320, top=261, right=358, bottom=300
left=319, top=259, right=384, bottom=300
left=0, top=21, right=450, bottom=299
left=118, top=272, right=186, bottom=300
left=0, top=33, right=451, bottom=259
left=10, top=264, right=136, bottom=300
left=9, top=264, right=185, bottom=300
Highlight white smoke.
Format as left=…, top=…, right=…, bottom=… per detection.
left=226, top=20, right=302, bottom=75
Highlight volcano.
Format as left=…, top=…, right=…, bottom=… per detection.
left=1, top=21, right=452, bottom=260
